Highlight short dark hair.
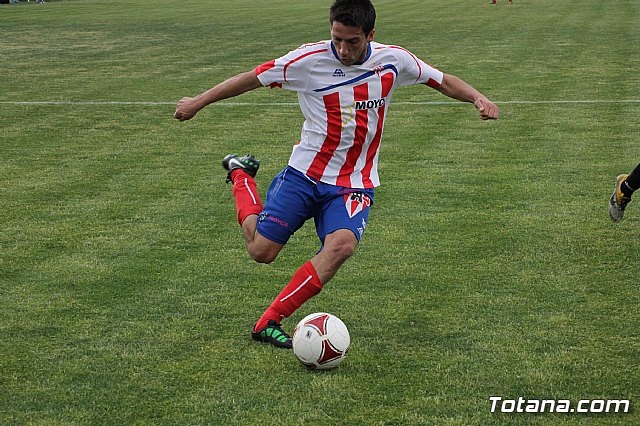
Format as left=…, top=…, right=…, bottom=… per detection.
left=329, top=0, right=376, bottom=36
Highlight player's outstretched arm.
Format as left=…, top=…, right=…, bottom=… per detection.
left=435, top=73, right=499, bottom=120
left=174, top=71, right=263, bottom=121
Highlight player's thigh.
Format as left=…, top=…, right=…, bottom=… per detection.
left=315, top=190, right=373, bottom=244
left=247, top=231, right=285, bottom=264
left=256, top=167, right=317, bottom=245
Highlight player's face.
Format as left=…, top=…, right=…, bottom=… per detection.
left=330, top=21, right=375, bottom=66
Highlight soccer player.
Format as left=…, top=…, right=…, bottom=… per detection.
left=174, top=0, right=499, bottom=349
left=609, top=163, right=640, bottom=222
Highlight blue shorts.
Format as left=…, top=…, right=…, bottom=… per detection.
left=256, top=166, right=374, bottom=245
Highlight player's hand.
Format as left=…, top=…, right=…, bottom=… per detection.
left=474, top=97, right=499, bottom=120
left=174, top=97, right=200, bottom=121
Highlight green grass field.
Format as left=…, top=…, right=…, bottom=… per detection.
left=1, top=0, right=639, bottom=424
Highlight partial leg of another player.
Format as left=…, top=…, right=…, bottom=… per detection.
left=609, top=162, right=640, bottom=222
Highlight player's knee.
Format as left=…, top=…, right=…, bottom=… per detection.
left=325, top=238, right=357, bottom=262
left=248, top=245, right=279, bottom=264
left=249, top=249, right=277, bottom=264
left=246, top=234, right=284, bottom=264
left=251, top=253, right=276, bottom=264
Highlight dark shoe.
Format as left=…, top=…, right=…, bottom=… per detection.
left=222, top=154, right=260, bottom=183
left=609, top=174, right=631, bottom=223
left=251, top=320, right=292, bottom=349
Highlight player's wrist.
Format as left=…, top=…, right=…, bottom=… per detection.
left=473, top=96, right=488, bottom=106
left=192, top=94, right=212, bottom=110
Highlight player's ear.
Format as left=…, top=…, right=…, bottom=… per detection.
left=367, top=29, right=375, bottom=42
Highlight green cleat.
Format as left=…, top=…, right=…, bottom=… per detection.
left=251, top=320, right=292, bottom=349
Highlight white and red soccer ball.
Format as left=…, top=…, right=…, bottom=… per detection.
left=292, top=312, right=350, bottom=370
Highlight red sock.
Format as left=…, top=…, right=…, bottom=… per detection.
left=230, top=170, right=263, bottom=225
left=254, top=261, right=323, bottom=331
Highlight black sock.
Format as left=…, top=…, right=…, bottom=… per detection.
left=623, top=163, right=640, bottom=195
left=621, top=181, right=635, bottom=198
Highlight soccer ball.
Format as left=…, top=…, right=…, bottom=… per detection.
left=292, top=312, right=350, bottom=370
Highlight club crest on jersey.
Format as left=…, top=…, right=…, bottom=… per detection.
left=372, top=64, right=385, bottom=77
left=344, top=192, right=371, bottom=218
left=355, top=98, right=385, bottom=110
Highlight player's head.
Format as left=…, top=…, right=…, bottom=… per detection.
left=329, top=0, right=376, bottom=66
left=330, top=0, right=376, bottom=37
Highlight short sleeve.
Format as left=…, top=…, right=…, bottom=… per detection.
left=255, top=43, right=327, bottom=92
left=394, top=47, right=444, bottom=88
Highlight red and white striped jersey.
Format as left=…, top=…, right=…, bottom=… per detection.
left=255, top=40, right=444, bottom=188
